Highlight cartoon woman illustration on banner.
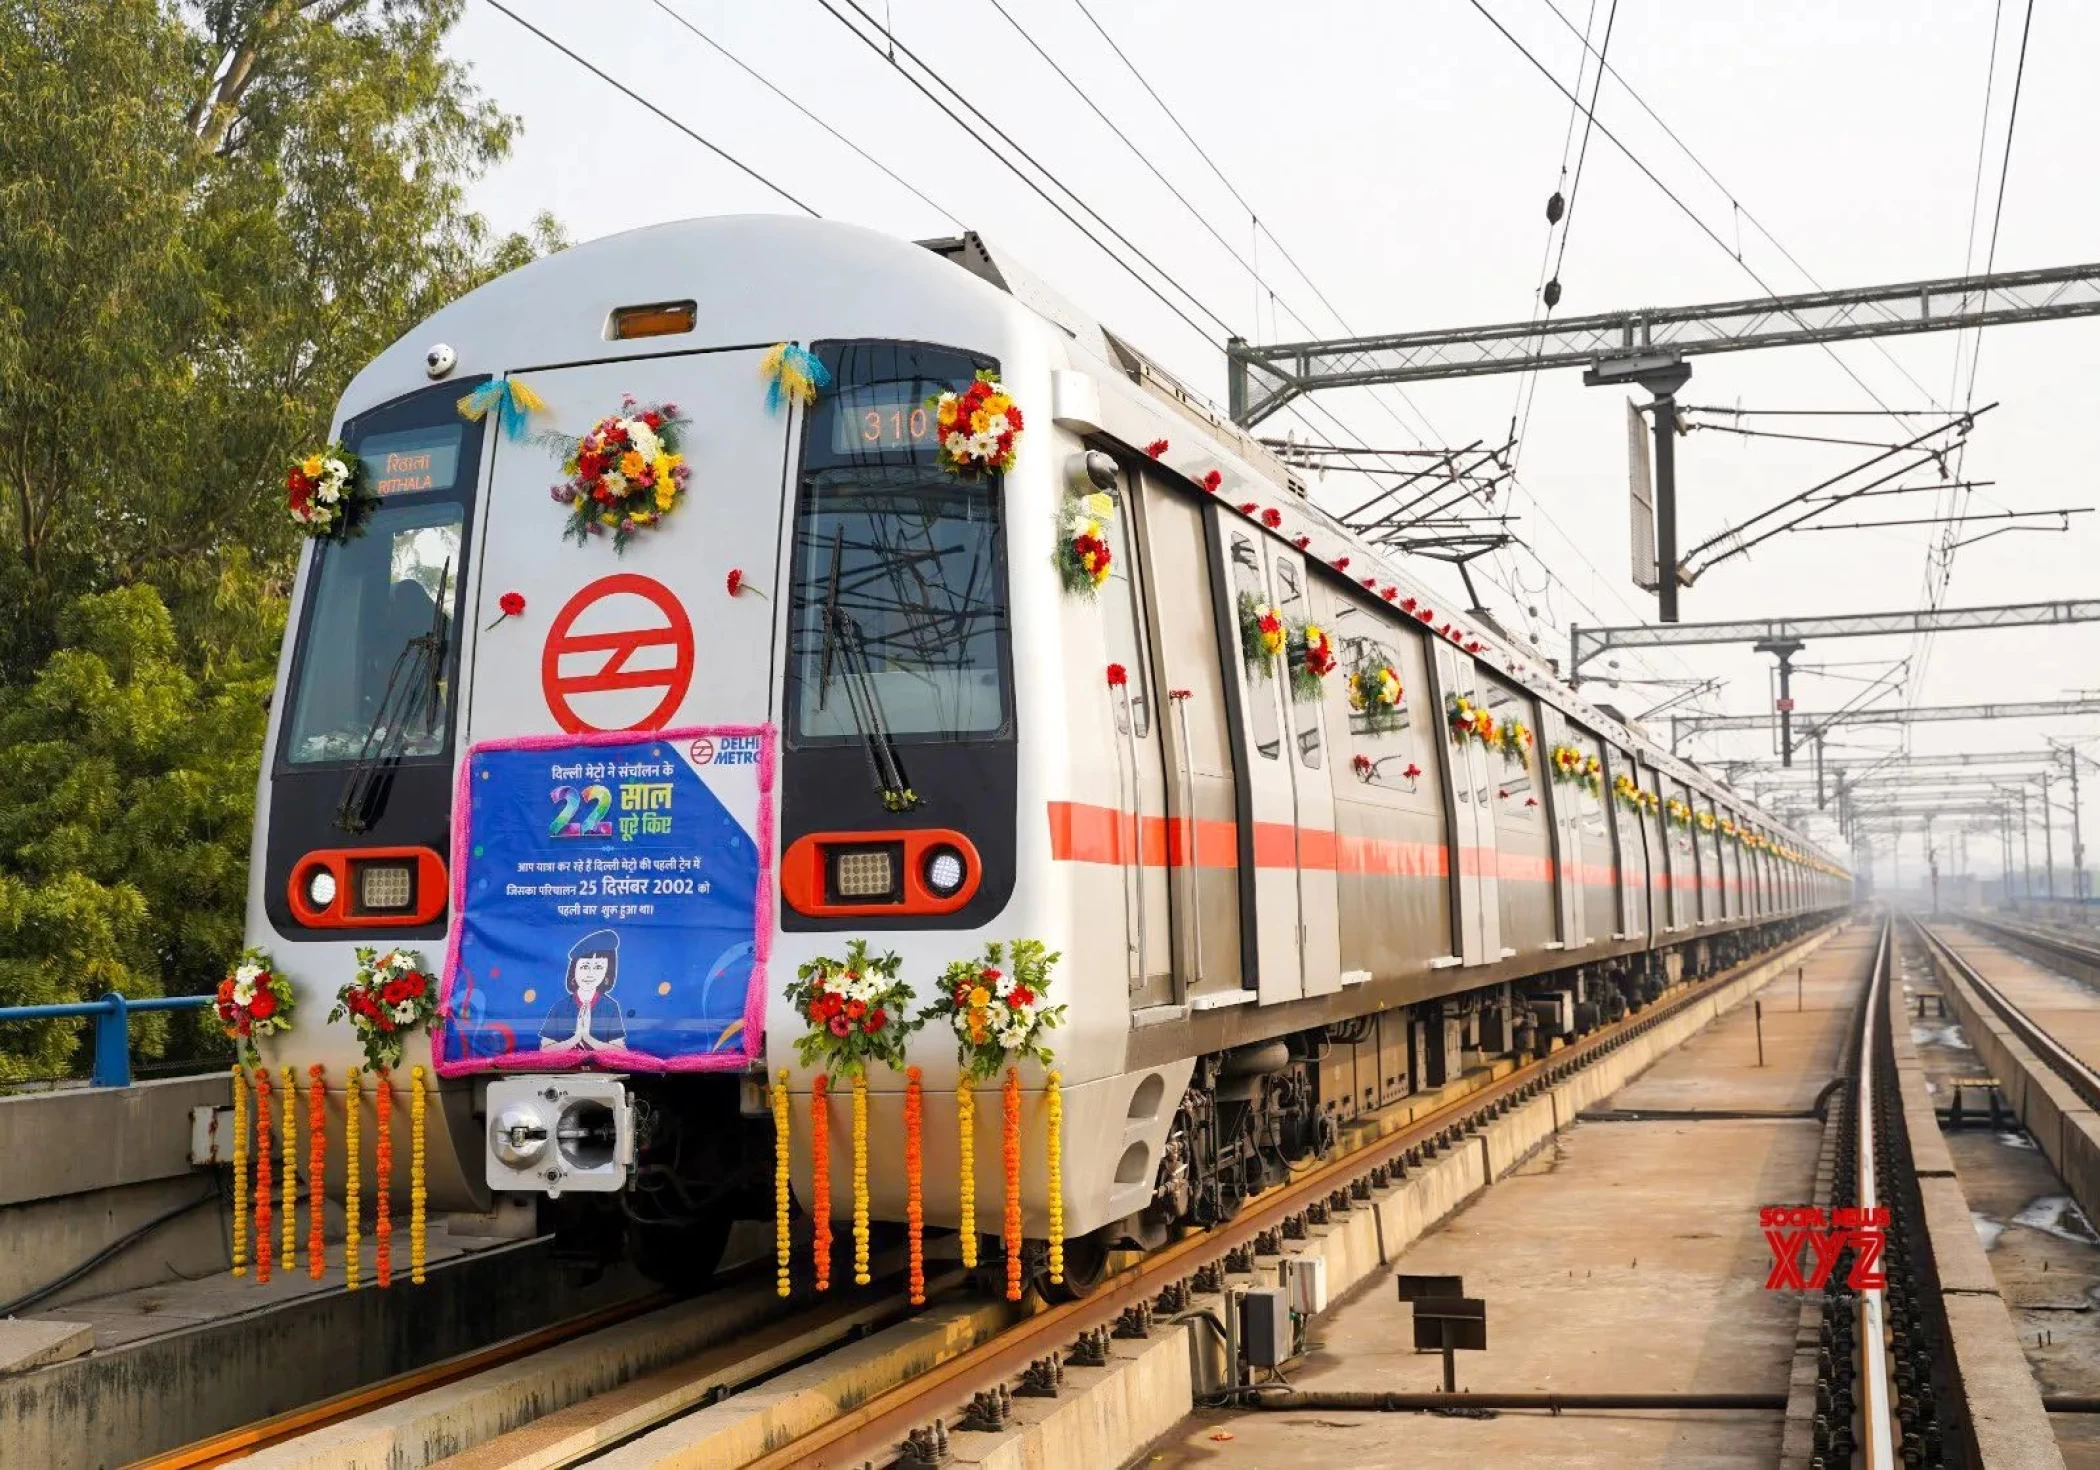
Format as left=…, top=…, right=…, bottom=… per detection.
left=539, top=929, right=629, bottom=1052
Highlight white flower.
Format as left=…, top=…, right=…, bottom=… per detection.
left=318, top=482, right=340, bottom=503
left=626, top=421, right=662, bottom=463
left=234, top=963, right=262, bottom=987
left=322, top=459, right=349, bottom=483
left=944, top=431, right=969, bottom=456
left=392, top=1000, right=418, bottom=1024
left=232, top=979, right=256, bottom=1006
left=994, top=973, right=1015, bottom=999
left=602, top=470, right=627, bottom=495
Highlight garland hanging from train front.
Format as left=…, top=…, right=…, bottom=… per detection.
left=328, top=947, right=439, bottom=1072
left=217, top=948, right=295, bottom=1067
left=925, top=939, right=1068, bottom=1299
left=785, top=941, right=920, bottom=1291
left=548, top=396, right=691, bottom=551
left=285, top=443, right=369, bottom=540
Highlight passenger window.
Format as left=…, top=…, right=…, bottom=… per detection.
left=1480, top=678, right=1538, bottom=822
left=1097, top=479, right=1151, bottom=738
left=1332, top=615, right=1421, bottom=793
left=1274, top=562, right=1322, bottom=770
left=1228, top=536, right=1281, bottom=760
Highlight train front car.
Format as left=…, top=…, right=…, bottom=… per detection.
left=246, top=216, right=1136, bottom=1288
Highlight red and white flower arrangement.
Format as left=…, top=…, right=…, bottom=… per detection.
left=550, top=396, right=691, bottom=551
left=786, top=940, right=919, bottom=1077
left=929, top=371, right=1023, bottom=478
left=285, top=444, right=368, bottom=539
left=1058, top=490, right=1116, bottom=597
left=328, top=947, right=438, bottom=1072
left=218, top=948, right=295, bottom=1066
left=1288, top=622, right=1337, bottom=702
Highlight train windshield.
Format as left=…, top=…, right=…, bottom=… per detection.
left=280, top=497, right=465, bottom=766
left=786, top=341, right=1012, bottom=747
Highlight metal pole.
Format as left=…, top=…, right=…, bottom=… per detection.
left=1653, top=390, right=1681, bottom=623
left=2073, top=754, right=2087, bottom=904
left=2022, top=785, right=2033, bottom=905
left=2043, top=773, right=2056, bottom=899
left=1754, top=999, right=1764, bottom=1067
left=1815, top=734, right=1826, bottom=807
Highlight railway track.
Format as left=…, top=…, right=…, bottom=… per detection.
left=141, top=927, right=1840, bottom=1470
left=1914, top=917, right=2100, bottom=1114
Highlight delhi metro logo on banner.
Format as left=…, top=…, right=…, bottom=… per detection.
left=541, top=573, right=695, bottom=733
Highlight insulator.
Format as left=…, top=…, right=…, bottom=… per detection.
left=1546, top=190, right=1565, bottom=223
left=1543, top=278, right=1563, bottom=309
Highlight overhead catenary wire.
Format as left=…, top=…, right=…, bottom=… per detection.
left=478, top=0, right=819, bottom=216
left=648, top=0, right=960, bottom=230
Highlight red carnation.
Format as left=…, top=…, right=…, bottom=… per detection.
left=1404, top=763, right=1422, bottom=779
left=1353, top=754, right=1373, bottom=778
left=1239, top=502, right=1258, bottom=515
left=1261, top=508, right=1282, bottom=529
left=1146, top=439, right=1170, bottom=457
left=982, top=968, right=1001, bottom=983
left=864, top=1008, right=887, bottom=1033
left=641, top=410, right=662, bottom=429
left=726, top=568, right=745, bottom=597
left=1294, top=535, right=1311, bottom=551
left=819, top=992, right=843, bottom=1018
left=1200, top=469, right=1223, bottom=492
left=1381, top=586, right=1397, bottom=601
left=249, top=991, right=277, bottom=1020
left=1361, top=576, right=1377, bottom=588
left=1333, top=557, right=1351, bottom=571
left=1401, top=596, right=1418, bottom=612
left=1106, top=663, right=1128, bottom=687
left=1010, top=985, right=1035, bottom=1008
left=1417, top=608, right=1434, bottom=623
left=406, top=974, right=426, bottom=997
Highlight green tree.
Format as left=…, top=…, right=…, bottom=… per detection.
left=0, top=1, right=561, bottom=1074
left=0, top=586, right=274, bottom=1078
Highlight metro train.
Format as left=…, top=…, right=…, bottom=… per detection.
left=247, top=215, right=1848, bottom=1293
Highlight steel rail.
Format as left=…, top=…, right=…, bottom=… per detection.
left=1855, top=916, right=1898, bottom=1470
left=737, top=928, right=1839, bottom=1470
left=1915, top=918, right=2100, bottom=1112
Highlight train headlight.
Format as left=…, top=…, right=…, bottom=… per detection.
left=354, top=860, right=415, bottom=913
left=304, top=867, right=339, bottom=910
left=923, top=845, right=967, bottom=898
left=490, top=1103, right=550, bottom=1168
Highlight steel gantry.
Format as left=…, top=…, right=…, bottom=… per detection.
left=1672, top=696, right=2100, bottom=744
left=1225, top=261, right=2100, bottom=423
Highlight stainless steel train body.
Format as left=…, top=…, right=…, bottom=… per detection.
left=246, top=215, right=1848, bottom=1282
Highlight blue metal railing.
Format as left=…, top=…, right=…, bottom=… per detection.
left=0, top=995, right=216, bottom=1087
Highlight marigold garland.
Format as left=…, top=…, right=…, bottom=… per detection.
left=307, top=1066, right=326, bottom=1279
left=810, top=1073, right=832, bottom=1291
left=957, top=1075, right=978, bottom=1268
left=905, top=1066, right=925, bottom=1306
left=1045, top=1070, right=1064, bottom=1285
left=231, top=1065, right=249, bottom=1277
left=772, top=1069, right=792, bottom=1297
left=1002, top=1067, right=1024, bottom=1302
left=254, top=1068, right=273, bottom=1283
left=852, top=1073, right=872, bottom=1287
left=410, top=1065, right=428, bottom=1285
left=375, top=1070, right=393, bottom=1288
left=280, top=1066, right=298, bottom=1273
left=344, top=1068, right=362, bottom=1291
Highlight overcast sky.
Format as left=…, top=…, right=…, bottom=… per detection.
left=446, top=0, right=2100, bottom=886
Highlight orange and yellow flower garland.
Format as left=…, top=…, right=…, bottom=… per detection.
left=1001, top=1068, right=1023, bottom=1302
left=307, top=1066, right=326, bottom=1279
left=231, top=1066, right=249, bottom=1277
left=904, top=1066, right=925, bottom=1305
left=956, top=1075, right=977, bottom=1268
left=410, top=1065, right=428, bottom=1285
left=771, top=1069, right=791, bottom=1298
left=852, top=1073, right=871, bottom=1287
left=280, top=1066, right=298, bottom=1272
left=344, top=1068, right=362, bottom=1290
left=810, top=1073, right=832, bottom=1291
left=1045, top=1070, right=1064, bottom=1285
left=375, top=1071, right=393, bottom=1288
left=254, top=1068, right=273, bottom=1283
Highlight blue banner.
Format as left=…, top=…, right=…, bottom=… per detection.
left=437, top=728, right=773, bottom=1073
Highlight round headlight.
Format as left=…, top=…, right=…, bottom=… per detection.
left=304, top=867, right=338, bottom=909
left=490, top=1104, right=550, bottom=1168
left=923, top=846, right=966, bottom=897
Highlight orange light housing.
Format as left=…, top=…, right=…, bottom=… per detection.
left=288, top=847, right=447, bottom=928
left=608, top=300, right=696, bottom=340
left=780, top=829, right=983, bottom=918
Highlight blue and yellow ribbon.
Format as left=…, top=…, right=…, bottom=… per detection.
left=760, top=343, right=830, bottom=415
left=456, top=377, right=548, bottom=440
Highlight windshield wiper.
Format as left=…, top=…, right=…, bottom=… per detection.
left=335, top=560, right=451, bottom=834
left=816, top=527, right=916, bottom=813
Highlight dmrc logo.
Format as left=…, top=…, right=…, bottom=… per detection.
left=689, top=734, right=762, bottom=767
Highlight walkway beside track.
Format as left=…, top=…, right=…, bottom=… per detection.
left=1148, top=926, right=1876, bottom=1467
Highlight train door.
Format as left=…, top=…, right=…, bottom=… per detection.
left=466, top=350, right=788, bottom=739
left=1271, top=551, right=1343, bottom=998
left=1433, top=647, right=1502, bottom=966
left=1099, top=457, right=1175, bottom=1007
left=1207, top=510, right=1301, bottom=1004
left=1539, top=708, right=1581, bottom=947
left=1606, top=744, right=1647, bottom=940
